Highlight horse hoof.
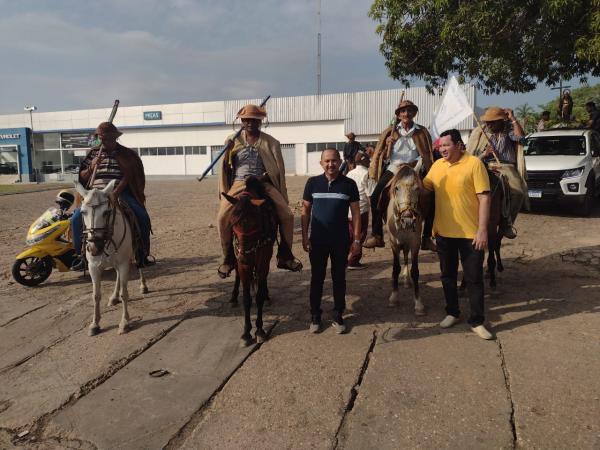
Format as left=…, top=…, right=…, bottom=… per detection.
left=240, top=336, right=255, bottom=348
left=388, top=301, right=399, bottom=307
left=88, top=325, right=101, bottom=336
left=415, top=306, right=426, bottom=316
left=108, top=298, right=120, bottom=306
left=141, top=286, right=149, bottom=294
left=256, top=330, right=268, bottom=343
left=118, top=323, right=130, bottom=334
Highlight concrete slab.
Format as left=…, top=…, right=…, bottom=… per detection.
left=498, top=315, right=600, bottom=449
left=47, top=315, right=269, bottom=450
left=180, top=322, right=376, bottom=450
left=0, top=307, right=181, bottom=429
left=337, top=326, right=513, bottom=450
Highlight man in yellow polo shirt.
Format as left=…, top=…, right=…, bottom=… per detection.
left=423, top=129, right=493, bottom=340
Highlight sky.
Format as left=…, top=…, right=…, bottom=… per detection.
left=0, top=0, right=597, bottom=115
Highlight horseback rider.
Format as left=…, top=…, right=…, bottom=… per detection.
left=71, top=122, right=153, bottom=269
left=216, top=104, right=302, bottom=278
left=466, top=107, right=529, bottom=239
left=363, top=100, right=436, bottom=251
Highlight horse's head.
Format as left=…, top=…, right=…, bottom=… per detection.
left=390, top=165, right=421, bottom=231
left=75, top=180, right=116, bottom=256
left=222, top=177, right=275, bottom=264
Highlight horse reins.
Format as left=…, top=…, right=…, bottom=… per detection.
left=83, top=197, right=127, bottom=256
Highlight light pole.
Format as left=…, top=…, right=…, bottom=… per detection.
left=24, top=106, right=37, bottom=182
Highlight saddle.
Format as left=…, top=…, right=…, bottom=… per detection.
left=117, top=198, right=147, bottom=266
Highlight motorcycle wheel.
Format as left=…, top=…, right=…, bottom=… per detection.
left=12, top=256, right=53, bottom=287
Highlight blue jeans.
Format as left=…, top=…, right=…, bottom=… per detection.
left=71, top=189, right=151, bottom=259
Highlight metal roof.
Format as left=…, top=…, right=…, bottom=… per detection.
left=0, top=85, right=475, bottom=135
left=225, top=85, right=475, bottom=134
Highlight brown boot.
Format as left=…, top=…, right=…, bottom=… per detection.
left=363, top=235, right=385, bottom=248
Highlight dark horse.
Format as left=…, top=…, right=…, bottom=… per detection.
left=222, top=176, right=277, bottom=347
left=460, top=169, right=504, bottom=291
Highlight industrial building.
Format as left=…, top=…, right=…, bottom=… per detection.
left=0, top=86, right=475, bottom=183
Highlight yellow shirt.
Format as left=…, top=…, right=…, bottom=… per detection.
left=423, top=152, right=490, bottom=239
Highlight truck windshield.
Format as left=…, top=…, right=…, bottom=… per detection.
left=524, top=136, right=586, bottom=156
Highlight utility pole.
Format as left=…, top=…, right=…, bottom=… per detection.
left=24, top=105, right=38, bottom=182
left=317, top=0, right=322, bottom=95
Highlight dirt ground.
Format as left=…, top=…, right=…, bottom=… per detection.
left=0, top=177, right=599, bottom=450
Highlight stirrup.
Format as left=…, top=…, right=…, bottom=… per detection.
left=217, top=263, right=234, bottom=279
left=277, top=258, right=303, bottom=272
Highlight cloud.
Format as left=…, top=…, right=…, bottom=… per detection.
left=0, top=0, right=398, bottom=114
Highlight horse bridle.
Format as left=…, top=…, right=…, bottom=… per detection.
left=392, top=170, right=421, bottom=231
left=232, top=192, right=274, bottom=260
left=83, top=196, right=126, bottom=256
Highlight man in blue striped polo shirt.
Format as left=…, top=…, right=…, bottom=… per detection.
left=302, top=148, right=361, bottom=334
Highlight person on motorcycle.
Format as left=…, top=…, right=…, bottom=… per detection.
left=71, top=122, right=153, bottom=270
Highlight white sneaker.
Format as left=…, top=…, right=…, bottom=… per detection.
left=440, top=315, right=459, bottom=328
left=309, top=322, right=321, bottom=334
left=471, top=325, right=493, bottom=340
left=332, top=319, right=346, bottom=334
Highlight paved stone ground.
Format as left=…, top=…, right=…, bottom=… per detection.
left=0, top=177, right=599, bottom=450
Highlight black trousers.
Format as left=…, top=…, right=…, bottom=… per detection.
left=309, top=241, right=349, bottom=320
left=370, top=169, right=433, bottom=239
left=436, top=236, right=485, bottom=326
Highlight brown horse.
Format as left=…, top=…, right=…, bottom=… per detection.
left=222, top=176, right=277, bottom=347
left=386, top=165, right=426, bottom=315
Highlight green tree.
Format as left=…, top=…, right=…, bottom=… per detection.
left=369, top=0, right=600, bottom=94
left=515, top=103, right=537, bottom=133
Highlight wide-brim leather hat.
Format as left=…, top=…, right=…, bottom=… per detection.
left=480, top=106, right=507, bottom=122
left=345, top=132, right=356, bottom=140
left=95, top=122, right=123, bottom=138
left=236, top=104, right=267, bottom=120
left=395, top=100, right=418, bottom=115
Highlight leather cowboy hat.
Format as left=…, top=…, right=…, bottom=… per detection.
left=395, top=100, right=418, bottom=115
left=236, top=104, right=267, bottom=120
left=480, top=106, right=507, bottom=122
left=95, top=122, right=123, bottom=138
left=345, top=132, right=356, bottom=140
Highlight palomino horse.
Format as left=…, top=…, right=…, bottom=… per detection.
left=222, top=176, right=276, bottom=347
left=75, top=180, right=148, bottom=336
left=386, top=165, right=426, bottom=315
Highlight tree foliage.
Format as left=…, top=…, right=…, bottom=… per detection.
left=369, top=0, right=600, bottom=94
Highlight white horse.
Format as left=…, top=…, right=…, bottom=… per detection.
left=386, top=164, right=426, bottom=315
left=75, top=180, right=148, bottom=336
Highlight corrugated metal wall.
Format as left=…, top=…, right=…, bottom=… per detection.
left=224, top=85, right=475, bottom=135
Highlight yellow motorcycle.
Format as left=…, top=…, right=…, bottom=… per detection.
left=12, top=191, right=78, bottom=287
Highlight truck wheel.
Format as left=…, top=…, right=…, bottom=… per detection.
left=577, top=179, right=595, bottom=217
left=11, top=256, right=53, bottom=287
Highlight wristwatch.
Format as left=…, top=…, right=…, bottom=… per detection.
left=354, top=239, right=361, bottom=245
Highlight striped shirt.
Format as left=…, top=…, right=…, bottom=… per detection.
left=82, top=148, right=123, bottom=189
left=485, top=124, right=519, bottom=164
left=303, top=173, right=360, bottom=245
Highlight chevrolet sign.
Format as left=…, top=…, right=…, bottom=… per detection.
left=143, top=111, right=162, bottom=120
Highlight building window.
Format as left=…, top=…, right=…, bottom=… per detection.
left=184, top=146, right=207, bottom=155
left=307, top=142, right=345, bottom=152
left=157, top=147, right=167, bottom=156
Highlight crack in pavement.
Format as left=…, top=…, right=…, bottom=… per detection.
left=16, top=313, right=191, bottom=445
left=497, top=337, right=518, bottom=449
left=332, top=329, right=378, bottom=450
left=162, top=319, right=280, bottom=450
left=0, top=303, right=49, bottom=328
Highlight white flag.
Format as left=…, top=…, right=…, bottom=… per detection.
left=431, top=76, right=473, bottom=139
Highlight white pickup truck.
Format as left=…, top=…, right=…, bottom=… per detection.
left=524, top=129, right=600, bottom=215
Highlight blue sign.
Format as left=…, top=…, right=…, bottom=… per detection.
left=143, top=111, right=162, bottom=120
